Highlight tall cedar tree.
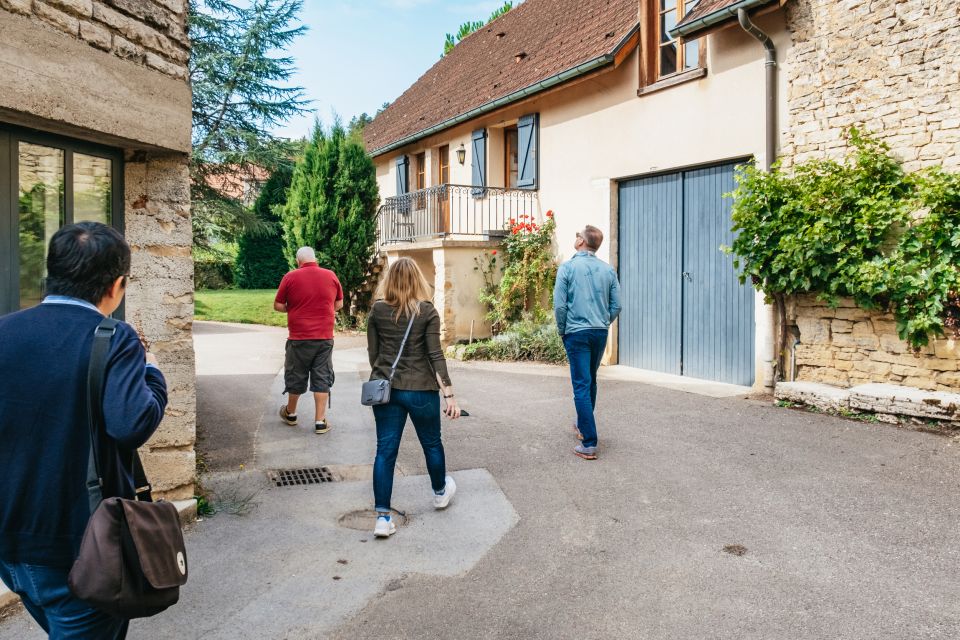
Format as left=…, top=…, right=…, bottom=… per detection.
left=235, top=163, right=294, bottom=289
left=280, top=123, right=379, bottom=312
left=189, top=0, right=309, bottom=248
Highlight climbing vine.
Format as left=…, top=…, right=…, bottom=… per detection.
left=728, top=128, right=960, bottom=359
left=478, top=211, right=558, bottom=333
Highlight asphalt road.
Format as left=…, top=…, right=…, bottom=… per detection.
left=3, top=323, right=958, bottom=639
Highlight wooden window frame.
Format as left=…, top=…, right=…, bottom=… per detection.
left=504, top=126, right=519, bottom=190
left=437, top=145, right=450, bottom=185
left=0, top=123, right=123, bottom=315
left=414, top=152, right=426, bottom=191
left=639, top=0, right=705, bottom=92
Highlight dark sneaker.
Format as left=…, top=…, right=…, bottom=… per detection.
left=315, top=419, right=331, bottom=434
left=574, top=444, right=597, bottom=460
left=279, top=406, right=297, bottom=426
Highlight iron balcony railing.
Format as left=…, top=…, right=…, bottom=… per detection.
left=377, top=184, right=539, bottom=247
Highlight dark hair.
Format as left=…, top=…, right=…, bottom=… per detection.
left=582, top=225, right=603, bottom=251
left=46, top=222, right=131, bottom=305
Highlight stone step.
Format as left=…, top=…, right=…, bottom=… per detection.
left=775, top=381, right=960, bottom=426
left=848, top=383, right=960, bottom=422
left=775, top=381, right=851, bottom=412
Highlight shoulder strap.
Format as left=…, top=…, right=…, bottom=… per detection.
left=387, top=313, right=417, bottom=381
left=85, top=317, right=154, bottom=511
left=85, top=317, right=118, bottom=514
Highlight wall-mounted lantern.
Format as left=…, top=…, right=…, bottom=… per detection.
left=456, top=143, right=466, bottom=165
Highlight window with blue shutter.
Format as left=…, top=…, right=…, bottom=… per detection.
left=395, top=155, right=409, bottom=196
left=517, top=113, right=539, bottom=190
left=471, top=129, right=487, bottom=196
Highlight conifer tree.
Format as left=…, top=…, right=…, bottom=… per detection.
left=280, top=123, right=379, bottom=313
left=190, top=0, right=310, bottom=248
left=235, top=163, right=294, bottom=289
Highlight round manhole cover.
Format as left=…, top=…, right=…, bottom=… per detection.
left=338, top=510, right=410, bottom=531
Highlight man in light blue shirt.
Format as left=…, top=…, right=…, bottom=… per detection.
left=553, top=225, right=621, bottom=460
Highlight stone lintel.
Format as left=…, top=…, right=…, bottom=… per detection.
left=0, top=11, right=191, bottom=152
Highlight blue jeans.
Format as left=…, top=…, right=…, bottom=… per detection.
left=562, top=329, right=608, bottom=448
left=372, top=389, right=446, bottom=513
left=0, top=559, right=128, bottom=639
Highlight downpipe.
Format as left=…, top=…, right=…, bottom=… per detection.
left=737, top=8, right=777, bottom=171
left=738, top=8, right=781, bottom=387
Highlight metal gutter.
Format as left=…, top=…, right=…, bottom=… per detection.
left=669, top=0, right=777, bottom=39
left=368, top=23, right=640, bottom=158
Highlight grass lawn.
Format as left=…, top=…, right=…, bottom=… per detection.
left=194, top=289, right=287, bottom=328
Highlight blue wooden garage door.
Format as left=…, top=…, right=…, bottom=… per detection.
left=618, top=162, right=755, bottom=386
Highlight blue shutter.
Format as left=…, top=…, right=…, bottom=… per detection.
left=471, top=129, right=487, bottom=196
left=395, top=155, right=409, bottom=195
left=517, top=113, right=538, bottom=189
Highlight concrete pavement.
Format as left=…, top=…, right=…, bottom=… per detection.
left=3, top=321, right=960, bottom=638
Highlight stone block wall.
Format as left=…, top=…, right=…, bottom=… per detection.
left=790, top=295, right=959, bottom=393
left=0, top=0, right=189, bottom=80
left=783, top=0, right=960, bottom=171
left=124, top=152, right=195, bottom=500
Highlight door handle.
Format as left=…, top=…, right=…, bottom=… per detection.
left=682, top=271, right=693, bottom=282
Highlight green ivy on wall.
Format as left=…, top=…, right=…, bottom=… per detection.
left=728, top=128, right=960, bottom=353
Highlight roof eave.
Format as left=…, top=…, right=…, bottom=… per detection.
left=669, top=0, right=779, bottom=40
left=368, top=22, right=641, bottom=159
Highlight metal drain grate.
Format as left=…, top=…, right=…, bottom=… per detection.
left=268, top=467, right=335, bottom=487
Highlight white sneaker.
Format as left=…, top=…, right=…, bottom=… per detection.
left=373, top=516, right=396, bottom=538
left=433, top=475, right=456, bottom=510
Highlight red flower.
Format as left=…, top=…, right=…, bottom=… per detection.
left=491, top=250, right=497, bottom=255
left=509, top=218, right=516, bottom=225
left=546, top=210, right=554, bottom=218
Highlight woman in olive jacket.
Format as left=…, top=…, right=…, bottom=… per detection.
left=366, top=257, right=461, bottom=538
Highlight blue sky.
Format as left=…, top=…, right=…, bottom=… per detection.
left=274, top=0, right=510, bottom=139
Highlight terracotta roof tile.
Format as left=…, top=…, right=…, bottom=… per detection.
left=364, top=0, right=639, bottom=156
left=675, top=0, right=780, bottom=36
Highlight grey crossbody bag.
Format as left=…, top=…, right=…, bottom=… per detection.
left=361, top=314, right=416, bottom=406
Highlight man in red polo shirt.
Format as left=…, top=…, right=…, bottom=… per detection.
left=274, top=246, right=344, bottom=434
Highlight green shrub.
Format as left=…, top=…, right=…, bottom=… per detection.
left=235, top=164, right=293, bottom=290
left=462, top=318, right=566, bottom=364
left=728, top=128, right=960, bottom=350
left=194, top=258, right=234, bottom=290
left=479, top=211, right=558, bottom=333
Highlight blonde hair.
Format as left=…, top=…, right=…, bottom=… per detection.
left=380, top=257, right=432, bottom=320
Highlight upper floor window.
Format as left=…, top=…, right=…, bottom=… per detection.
left=415, top=152, right=426, bottom=190
left=504, top=126, right=519, bottom=189
left=641, top=0, right=704, bottom=91
left=659, top=0, right=700, bottom=78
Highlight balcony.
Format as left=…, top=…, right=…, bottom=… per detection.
left=376, top=184, right=538, bottom=248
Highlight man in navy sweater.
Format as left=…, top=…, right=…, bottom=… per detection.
left=0, top=222, right=168, bottom=638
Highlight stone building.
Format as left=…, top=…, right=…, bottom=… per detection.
left=0, top=0, right=196, bottom=498
left=781, top=0, right=960, bottom=392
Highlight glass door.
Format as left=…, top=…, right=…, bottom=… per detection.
left=1, top=125, right=121, bottom=314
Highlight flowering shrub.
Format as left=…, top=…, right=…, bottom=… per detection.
left=478, top=210, right=557, bottom=333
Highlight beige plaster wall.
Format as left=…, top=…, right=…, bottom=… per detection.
left=373, top=13, right=791, bottom=385
left=791, top=296, right=959, bottom=393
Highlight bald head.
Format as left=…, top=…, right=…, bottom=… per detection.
left=296, top=246, right=316, bottom=265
